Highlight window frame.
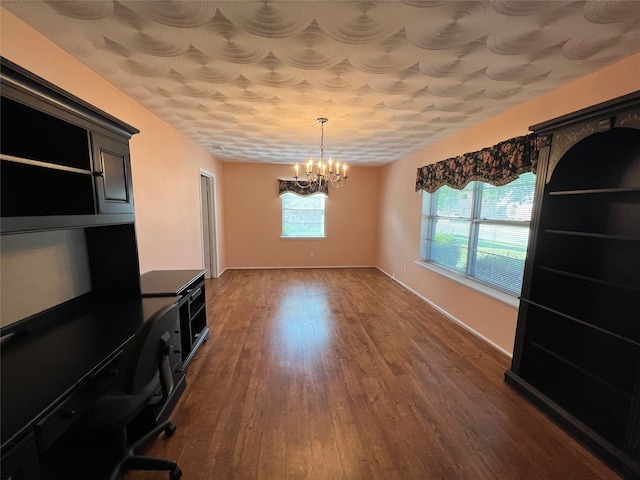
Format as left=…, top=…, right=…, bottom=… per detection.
left=280, top=192, right=326, bottom=239
left=418, top=174, right=535, bottom=304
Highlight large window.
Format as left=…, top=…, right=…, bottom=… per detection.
left=419, top=173, right=536, bottom=296
left=281, top=193, right=325, bottom=238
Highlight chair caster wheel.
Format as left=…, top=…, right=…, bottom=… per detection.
left=165, top=423, right=177, bottom=436
left=170, top=466, right=182, bottom=479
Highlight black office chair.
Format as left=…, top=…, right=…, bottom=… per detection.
left=76, top=303, right=183, bottom=480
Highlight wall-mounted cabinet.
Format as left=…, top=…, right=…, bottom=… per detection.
left=506, top=92, right=640, bottom=478
left=0, top=57, right=138, bottom=233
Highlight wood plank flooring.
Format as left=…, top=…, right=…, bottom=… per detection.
left=126, top=268, right=618, bottom=479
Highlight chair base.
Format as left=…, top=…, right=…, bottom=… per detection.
left=110, top=420, right=181, bottom=480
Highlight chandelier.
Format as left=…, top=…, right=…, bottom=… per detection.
left=294, top=117, right=348, bottom=190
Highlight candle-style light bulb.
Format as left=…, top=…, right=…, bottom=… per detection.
left=294, top=164, right=299, bottom=176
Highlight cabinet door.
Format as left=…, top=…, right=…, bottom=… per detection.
left=92, top=133, right=134, bottom=214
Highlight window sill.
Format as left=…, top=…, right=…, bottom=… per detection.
left=280, top=236, right=326, bottom=239
left=414, top=260, right=520, bottom=308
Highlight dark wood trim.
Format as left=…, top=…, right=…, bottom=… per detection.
left=0, top=57, right=139, bottom=139
left=530, top=91, right=640, bottom=134
left=505, top=371, right=640, bottom=479
left=0, top=214, right=135, bottom=235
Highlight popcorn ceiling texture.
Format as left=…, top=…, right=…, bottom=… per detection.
left=4, top=1, right=640, bottom=166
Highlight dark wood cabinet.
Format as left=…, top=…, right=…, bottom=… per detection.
left=506, top=92, right=640, bottom=478
left=0, top=58, right=184, bottom=479
left=92, top=132, right=134, bottom=215
left=141, top=270, right=210, bottom=370
left=0, top=90, right=96, bottom=219
left=0, top=57, right=137, bottom=232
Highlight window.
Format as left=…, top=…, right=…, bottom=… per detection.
left=419, top=172, right=536, bottom=296
left=281, top=193, right=325, bottom=238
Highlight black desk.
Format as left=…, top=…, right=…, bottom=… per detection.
left=140, top=269, right=206, bottom=297
left=0, top=295, right=178, bottom=478
left=141, top=270, right=209, bottom=369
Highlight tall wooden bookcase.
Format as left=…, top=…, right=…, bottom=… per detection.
left=505, top=92, right=640, bottom=478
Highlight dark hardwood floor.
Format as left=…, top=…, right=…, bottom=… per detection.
left=126, top=268, right=618, bottom=479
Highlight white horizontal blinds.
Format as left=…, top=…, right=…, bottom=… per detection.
left=472, top=224, right=530, bottom=294
left=471, top=173, right=535, bottom=294
left=435, top=183, right=474, bottom=217
left=428, top=183, right=473, bottom=272
left=281, top=193, right=325, bottom=237
left=418, top=193, right=431, bottom=260
left=420, top=173, right=535, bottom=295
left=431, top=219, right=470, bottom=272
left=477, top=173, right=536, bottom=222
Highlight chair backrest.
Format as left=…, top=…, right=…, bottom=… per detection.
left=118, top=303, right=178, bottom=399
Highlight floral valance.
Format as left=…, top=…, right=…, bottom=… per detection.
left=415, top=133, right=551, bottom=193
left=278, top=179, right=328, bottom=197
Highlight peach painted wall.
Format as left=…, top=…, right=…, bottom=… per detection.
left=377, top=53, right=640, bottom=356
left=3, top=6, right=639, bottom=355
left=223, top=163, right=379, bottom=268
left=0, top=8, right=226, bottom=274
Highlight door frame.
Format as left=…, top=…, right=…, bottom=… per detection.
left=199, top=169, right=219, bottom=279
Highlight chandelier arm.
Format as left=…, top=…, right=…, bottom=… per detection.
left=294, top=175, right=310, bottom=189
left=328, top=174, right=347, bottom=189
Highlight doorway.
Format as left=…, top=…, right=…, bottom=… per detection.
left=199, top=170, right=218, bottom=279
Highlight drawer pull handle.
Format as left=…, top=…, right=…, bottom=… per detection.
left=62, top=409, right=77, bottom=419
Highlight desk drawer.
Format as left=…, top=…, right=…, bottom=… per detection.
left=169, top=317, right=182, bottom=372
left=1, top=432, right=40, bottom=480
left=34, top=355, right=120, bottom=452
left=35, top=382, right=94, bottom=452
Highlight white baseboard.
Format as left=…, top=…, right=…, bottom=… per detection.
left=376, top=267, right=513, bottom=359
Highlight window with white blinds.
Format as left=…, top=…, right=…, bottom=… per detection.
left=419, top=172, right=535, bottom=296
left=281, top=192, right=325, bottom=238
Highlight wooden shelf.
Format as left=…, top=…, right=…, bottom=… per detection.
left=507, top=92, right=640, bottom=477
left=537, top=265, right=640, bottom=291
left=527, top=340, right=633, bottom=399
left=543, top=229, right=639, bottom=242
left=519, top=341, right=633, bottom=450
left=519, top=298, right=640, bottom=347
left=548, top=187, right=640, bottom=196
left=1, top=57, right=136, bottom=230
left=0, top=154, right=92, bottom=175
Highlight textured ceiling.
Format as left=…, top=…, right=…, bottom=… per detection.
left=4, top=1, right=640, bottom=167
